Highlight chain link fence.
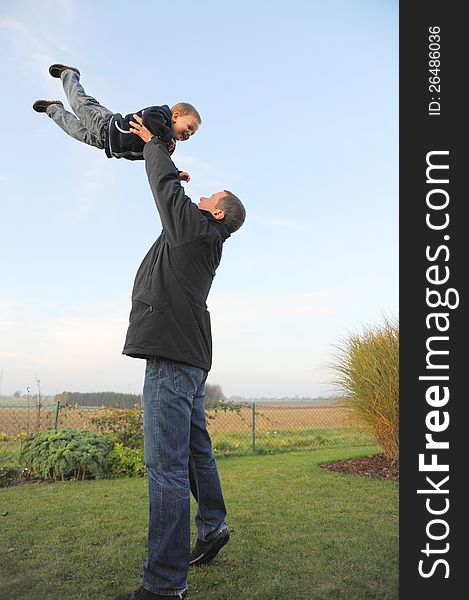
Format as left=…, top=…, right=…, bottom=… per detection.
left=207, top=400, right=373, bottom=455
left=0, top=397, right=374, bottom=471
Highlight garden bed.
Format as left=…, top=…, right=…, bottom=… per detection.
left=320, top=453, right=399, bottom=481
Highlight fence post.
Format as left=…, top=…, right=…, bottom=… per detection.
left=251, top=401, right=256, bottom=453
left=54, top=401, right=60, bottom=431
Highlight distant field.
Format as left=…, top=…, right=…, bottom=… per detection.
left=208, top=403, right=364, bottom=431
left=0, top=405, right=58, bottom=436
left=0, top=397, right=334, bottom=407
left=0, top=402, right=366, bottom=437
left=207, top=405, right=372, bottom=455
left=0, top=397, right=41, bottom=407
left=0, top=402, right=373, bottom=465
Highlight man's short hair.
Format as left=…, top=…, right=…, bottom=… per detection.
left=171, top=102, right=202, bottom=124
left=216, top=190, right=246, bottom=234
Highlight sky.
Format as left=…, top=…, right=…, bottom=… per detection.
left=0, top=0, right=398, bottom=399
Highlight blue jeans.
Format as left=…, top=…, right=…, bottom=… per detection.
left=46, top=69, right=112, bottom=149
left=142, top=358, right=227, bottom=596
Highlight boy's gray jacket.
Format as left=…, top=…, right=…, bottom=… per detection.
left=122, top=138, right=230, bottom=371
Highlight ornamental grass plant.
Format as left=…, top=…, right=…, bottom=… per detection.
left=332, top=317, right=399, bottom=460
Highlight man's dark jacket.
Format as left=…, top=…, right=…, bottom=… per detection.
left=104, top=105, right=174, bottom=160
left=122, top=137, right=230, bottom=371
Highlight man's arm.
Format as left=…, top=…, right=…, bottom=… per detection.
left=130, top=115, right=188, bottom=178
left=129, top=115, right=203, bottom=246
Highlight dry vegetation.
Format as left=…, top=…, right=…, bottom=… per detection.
left=206, top=403, right=364, bottom=433
left=0, top=402, right=366, bottom=437
left=332, top=317, right=399, bottom=460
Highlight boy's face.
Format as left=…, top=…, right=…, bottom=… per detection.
left=171, top=111, right=200, bottom=141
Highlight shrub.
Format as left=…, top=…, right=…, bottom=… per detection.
left=205, top=399, right=244, bottom=424
left=91, top=407, right=143, bottom=449
left=332, top=317, right=399, bottom=460
left=91, top=402, right=244, bottom=446
left=0, top=447, right=20, bottom=469
left=0, top=463, right=22, bottom=484
left=21, top=429, right=114, bottom=481
left=109, top=443, right=146, bottom=478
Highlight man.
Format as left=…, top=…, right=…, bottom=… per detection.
left=116, top=115, right=246, bottom=600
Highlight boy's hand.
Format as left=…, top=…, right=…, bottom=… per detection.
left=178, top=171, right=191, bottom=183
left=129, top=114, right=154, bottom=143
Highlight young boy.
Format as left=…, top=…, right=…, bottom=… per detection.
left=33, top=63, right=200, bottom=181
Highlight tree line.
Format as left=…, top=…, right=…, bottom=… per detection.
left=54, top=391, right=142, bottom=408
left=53, top=384, right=226, bottom=409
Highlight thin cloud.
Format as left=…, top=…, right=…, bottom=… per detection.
left=71, top=155, right=108, bottom=221
left=0, top=289, right=340, bottom=395
left=0, top=295, right=134, bottom=392
left=171, top=151, right=228, bottom=190
left=0, top=6, right=74, bottom=90
left=207, top=289, right=343, bottom=397
left=248, top=214, right=307, bottom=232
left=210, top=289, right=338, bottom=323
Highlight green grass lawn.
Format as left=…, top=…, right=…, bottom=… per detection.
left=0, top=447, right=398, bottom=600
left=211, top=427, right=374, bottom=456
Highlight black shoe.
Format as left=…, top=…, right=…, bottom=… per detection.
left=189, top=527, right=230, bottom=567
left=115, top=586, right=187, bottom=600
left=49, top=63, right=80, bottom=78
left=32, top=99, right=64, bottom=113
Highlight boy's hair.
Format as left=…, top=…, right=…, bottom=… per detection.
left=216, top=191, right=246, bottom=234
left=171, top=102, right=202, bottom=124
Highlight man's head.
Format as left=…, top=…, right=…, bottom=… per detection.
left=171, top=102, right=201, bottom=141
left=197, top=190, right=246, bottom=234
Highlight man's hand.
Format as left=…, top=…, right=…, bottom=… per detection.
left=166, top=138, right=176, bottom=153
left=129, top=113, right=154, bottom=143
left=178, top=171, right=191, bottom=183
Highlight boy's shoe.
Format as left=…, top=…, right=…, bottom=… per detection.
left=49, top=63, right=80, bottom=78
left=32, top=99, right=64, bottom=113
left=189, top=527, right=230, bottom=567
left=115, top=587, right=187, bottom=600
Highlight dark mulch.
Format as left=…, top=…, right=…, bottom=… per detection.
left=320, top=453, right=399, bottom=481
left=0, top=475, right=47, bottom=489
